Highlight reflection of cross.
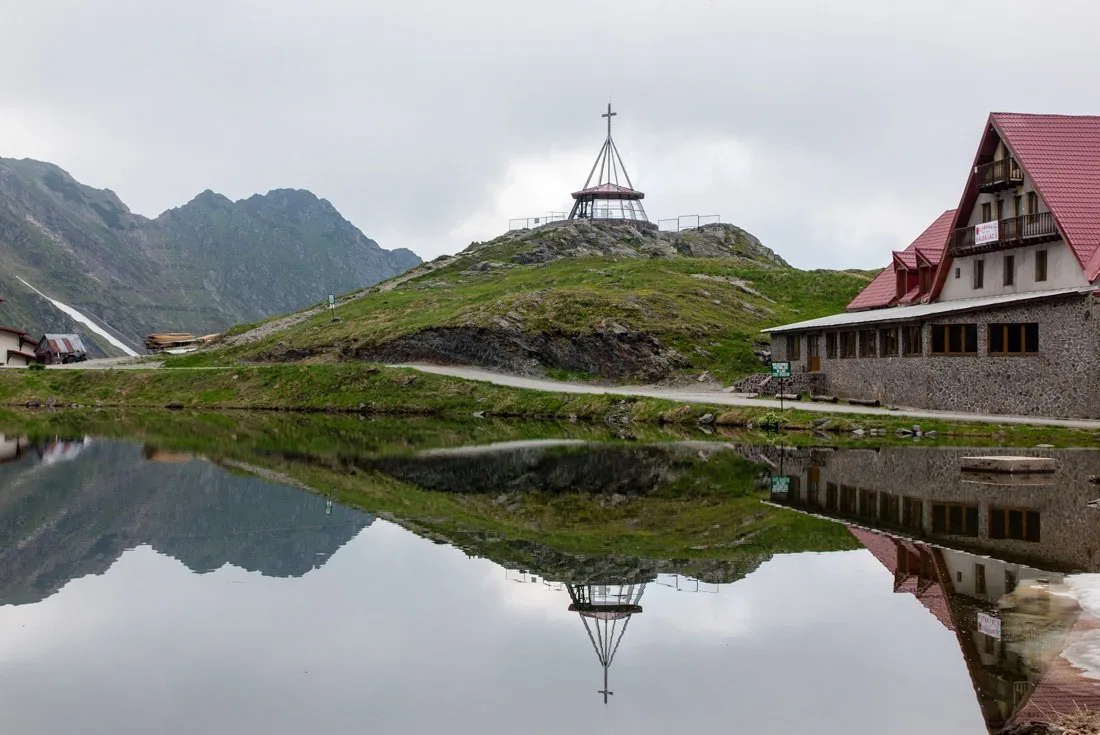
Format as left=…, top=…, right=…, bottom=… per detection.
left=602, top=103, right=617, bottom=139
left=599, top=667, right=613, bottom=704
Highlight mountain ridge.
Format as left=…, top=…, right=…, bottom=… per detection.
left=0, top=157, right=420, bottom=352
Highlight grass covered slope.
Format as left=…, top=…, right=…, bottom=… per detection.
left=191, top=221, right=872, bottom=384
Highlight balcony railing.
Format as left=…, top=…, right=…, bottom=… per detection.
left=950, top=212, right=1059, bottom=255
left=975, top=158, right=1024, bottom=191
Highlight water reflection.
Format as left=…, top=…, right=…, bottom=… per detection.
left=767, top=445, right=1100, bottom=733
left=0, top=437, right=372, bottom=606
left=3, top=429, right=1100, bottom=733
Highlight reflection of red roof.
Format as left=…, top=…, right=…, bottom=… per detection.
left=1009, top=613, right=1100, bottom=727
left=990, top=113, right=1100, bottom=279
left=845, top=210, right=955, bottom=312
left=848, top=527, right=954, bottom=631
left=571, top=182, right=645, bottom=200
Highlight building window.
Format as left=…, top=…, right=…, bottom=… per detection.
left=931, top=503, right=979, bottom=536
left=918, top=266, right=931, bottom=295
left=826, top=482, right=838, bottom=511
left=859, top=329, right=877, bottom=357
left=975, top=564, right=987, bottom=595
left=981, top=202, right=992, bottom=222
left=825, top=332, right=837, bottom=359
left=1028, top=191, right=1040, bottom=215
left=1035, top=249, right=1048, bottom=282
left=996, top=198, right=1004, bottom=221
left=1003, top=254, right=1015, bottom=286
left=839, top=332, right=857, bottom=358
left=955, top=267, right=961, bottom=279
left=931, top=324, right=978, bottom=355
left=990, top=507, right=1041, bottom=542
left=902, top=326, right=922, bottom=356
left=1014, top=194, right=1022, bottom=217
left=973, top=259, right=985, bottom=289
left=786, top=335, right=801, bottom=361
left=902, top=497, right=922, bottom=530
left=880, top=328, right=899, bottom=357
left=879, top=493, right=900, bottom=524
left=989, top=323, right=1039, bottom=354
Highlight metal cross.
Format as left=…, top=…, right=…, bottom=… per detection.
left=602, top=103, right=617, bottom=138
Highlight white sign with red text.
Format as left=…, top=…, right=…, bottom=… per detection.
left=975, top=221, right=1000, bottom=245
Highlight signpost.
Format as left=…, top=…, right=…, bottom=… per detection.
left=771, top=361, right=792, bottom=410
left=328, top=294, right=336, bottom=321
left=771, top=476, right=791, bottom=495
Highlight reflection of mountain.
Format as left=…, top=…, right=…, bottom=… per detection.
left=0, top=440, right=372, bottom=606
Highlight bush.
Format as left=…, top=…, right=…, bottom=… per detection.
left=757, top=411, right=784, bottom=432
left=27, top=362, right=45, bottom=371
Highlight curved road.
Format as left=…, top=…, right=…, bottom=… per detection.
left=397, top=363, right=1100, bottom=431
left=47, top=357, right=1100, bottom=430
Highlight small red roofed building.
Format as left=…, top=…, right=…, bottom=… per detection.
left=765, top=113, right=1100, bottom=418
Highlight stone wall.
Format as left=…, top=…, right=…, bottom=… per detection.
left=765, top=445, right=1100, bottom=572
left=770, top=292, right=1100, bottom=418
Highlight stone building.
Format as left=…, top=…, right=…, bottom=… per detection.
left=765, top=113, right=1100, bottom=418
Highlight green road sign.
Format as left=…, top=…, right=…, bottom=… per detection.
left=771, top=361, right=792, bottom=379
left=771, top=476, right=791, bottom=494
left=328, top=294, right=336, bottom=306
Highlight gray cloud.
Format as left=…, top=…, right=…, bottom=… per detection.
left=2, top=0, right=1099, bottom=268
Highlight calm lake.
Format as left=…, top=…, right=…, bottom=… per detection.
left=1, top=414, right=1098, bottom=734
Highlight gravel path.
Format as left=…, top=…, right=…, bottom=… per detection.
left=397, top=363, right=1100, bottom=431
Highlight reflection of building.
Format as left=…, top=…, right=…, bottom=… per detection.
left=567, top=583, right=646, bottom=703
left=765, top=446, right=1100, bottom=572
left=849, top=527, right=1081, bottom=732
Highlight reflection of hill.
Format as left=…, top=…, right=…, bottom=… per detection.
left=365, top=441, right=719, bottom=497
left=0, top=441, right=372, bottom=606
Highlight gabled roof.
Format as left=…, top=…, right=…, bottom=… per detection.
left=932, top=113, right=1100, bottom=298
left=845, top=209, right=956, bottom=312
left=992, top=113, right=1100, bottom=279
left=38, top=334, right=87, bottom=355
left=845, top=267, right=897, bottom=312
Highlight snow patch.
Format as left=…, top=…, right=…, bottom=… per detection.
left=15, top=277, right=139, bottom=357
left=1058, top=575, right=1100, bottom=679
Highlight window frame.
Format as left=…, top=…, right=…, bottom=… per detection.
left=858, top=329, right=877, bottom=358
left=901, top=325, right=922, bottom=356
left=931, top=502, right=980, bottom=536
left=880, top=327, right=899, bottom=357
left=825, top=332, right=837, bottom=359
left=1003, top=254, right=1015, bottom=286
left=990, top=507, right=1041, bottom=542
left=930, top=324, right=979, bottom=356
left=981, top=202, right=992, bottom=222
left=973, top=259, right=985, bottom=289
left=1028, top=191, right=1040, bottom=215
left=988, top=323, right=1039, bottom=355
left=786, top=334, right=801, bottom=361
left=839, top=331, right=857, bottom=359
left=1035, top=249, right=1048, bottom=282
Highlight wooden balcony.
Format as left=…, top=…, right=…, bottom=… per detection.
left=950, top=212, right=1060, bottom=256
left=975, top=158, right=1024, bottom=192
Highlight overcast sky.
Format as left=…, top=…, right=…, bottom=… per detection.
left=2, top=0, right=1099, bottom=269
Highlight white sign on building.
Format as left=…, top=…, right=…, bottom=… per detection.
left=975, top=221, right=1000, bottom=245
left=977, top=612, right=1002, bottom=639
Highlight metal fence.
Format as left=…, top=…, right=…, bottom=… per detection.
left=507, top=212, right=569, bottom=231
left=657, top=214, right=721, bottom=232
left=507, top=212, right=722, bottom=232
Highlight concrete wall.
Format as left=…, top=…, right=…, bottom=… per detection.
left=939, top=240, right=1088, bottom=301
left=770, top=292, right=1100, bottom=418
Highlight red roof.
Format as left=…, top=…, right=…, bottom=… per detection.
left=571, top=182, right=644, bottom=200
left=990, top=113, right=1100, bottom=280
left=0, top=326, right=29, bottom=337
left=845, top=210, right=955, bottom=311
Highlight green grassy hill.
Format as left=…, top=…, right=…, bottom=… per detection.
left=184, top=221, right=872, bottom=384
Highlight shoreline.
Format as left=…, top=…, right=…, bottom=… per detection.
left=0, top=362, right=1095, bottom=443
